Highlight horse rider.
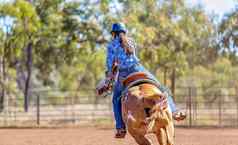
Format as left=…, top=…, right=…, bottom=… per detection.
left=105, top=22, right=186, bottom=138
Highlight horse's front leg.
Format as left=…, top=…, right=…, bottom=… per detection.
left=155, top=111, right=174, bottom=145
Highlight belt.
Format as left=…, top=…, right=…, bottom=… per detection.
left=119, top=63, right=139, bottom=72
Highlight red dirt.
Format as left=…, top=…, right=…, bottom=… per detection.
left=0, top=127, right=237, bottom=145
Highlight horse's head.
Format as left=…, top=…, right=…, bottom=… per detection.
left=146, top=95, right=170, bottom=133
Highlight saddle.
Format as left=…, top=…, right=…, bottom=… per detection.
left=122, top=72, right=164, bottom=100
left=122, top=72, right=159, bottom=88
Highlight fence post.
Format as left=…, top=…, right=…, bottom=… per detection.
left=236, top=87, right=238, bottom=127
left=188, top=87, right=192, bottom=127
left=192, top=87, right=197, bottom=126
left=36, top=95, right=40, bottom=126
left=218, top=93, right=222, bottom=127
left=4, top=89, right=8, bottom=127
left=237, top=95, right=238, bottom=127
left=71, top=95, right=75, bottom=124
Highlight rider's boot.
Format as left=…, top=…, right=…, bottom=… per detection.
left=172, top=110, right=186, bottom=121
left=115, top=128, right=127, bottom=138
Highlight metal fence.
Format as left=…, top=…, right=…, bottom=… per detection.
left=0, top=87, right=238, bottom=127
left=174, top=87, right=238, bottom=127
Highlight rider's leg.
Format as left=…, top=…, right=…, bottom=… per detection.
left=158, top=85, right=177, bottom=113
left=113, top=81, right=125, bottom=129
left=112, top=81, right=126, bottom=138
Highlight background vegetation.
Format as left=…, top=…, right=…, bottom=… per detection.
left=0, top=0, right=237, bottom=111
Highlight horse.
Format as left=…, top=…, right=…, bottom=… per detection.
left=96, top=65, right=174, bottom=145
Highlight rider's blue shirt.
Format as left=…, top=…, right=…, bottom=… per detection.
left=106, top=36, right=139, bottom=72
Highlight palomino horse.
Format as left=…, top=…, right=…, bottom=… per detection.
left=96, top=64, right=174, bottom=145
left=121, top=72, right=174, bottom=145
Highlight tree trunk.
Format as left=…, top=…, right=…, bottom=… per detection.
left=0, top=54, right=5, bottom=112
left=23, top=0, right=33, bottom=112
left=15, top=60, right=26, bottom=93
left=24, top=42, right=33, bottom=112
left=171, top=68, right=176, bottom=101
left=164, top=68, right=167, bottom=86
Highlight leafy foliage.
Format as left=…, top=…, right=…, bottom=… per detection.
left=0, top=0, right=237, bottom=108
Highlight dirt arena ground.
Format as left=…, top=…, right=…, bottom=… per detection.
left=0, top=127, right=237, bottom=145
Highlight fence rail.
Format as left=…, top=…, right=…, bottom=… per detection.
left=0, top=87, right=238, bottom=127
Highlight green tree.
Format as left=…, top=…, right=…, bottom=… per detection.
left=0, top=0, right=111, bottom=110
left=219, top=6, right=238, bottom=64
left=117, top=0, right=216, bottom=97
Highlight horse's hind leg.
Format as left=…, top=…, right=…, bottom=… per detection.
left=132, top=134, right=152, bottom=145
left=128, top=128, right=152, bottom=145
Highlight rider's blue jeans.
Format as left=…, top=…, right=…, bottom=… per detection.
left=112, top=63, right=177, bottom=129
